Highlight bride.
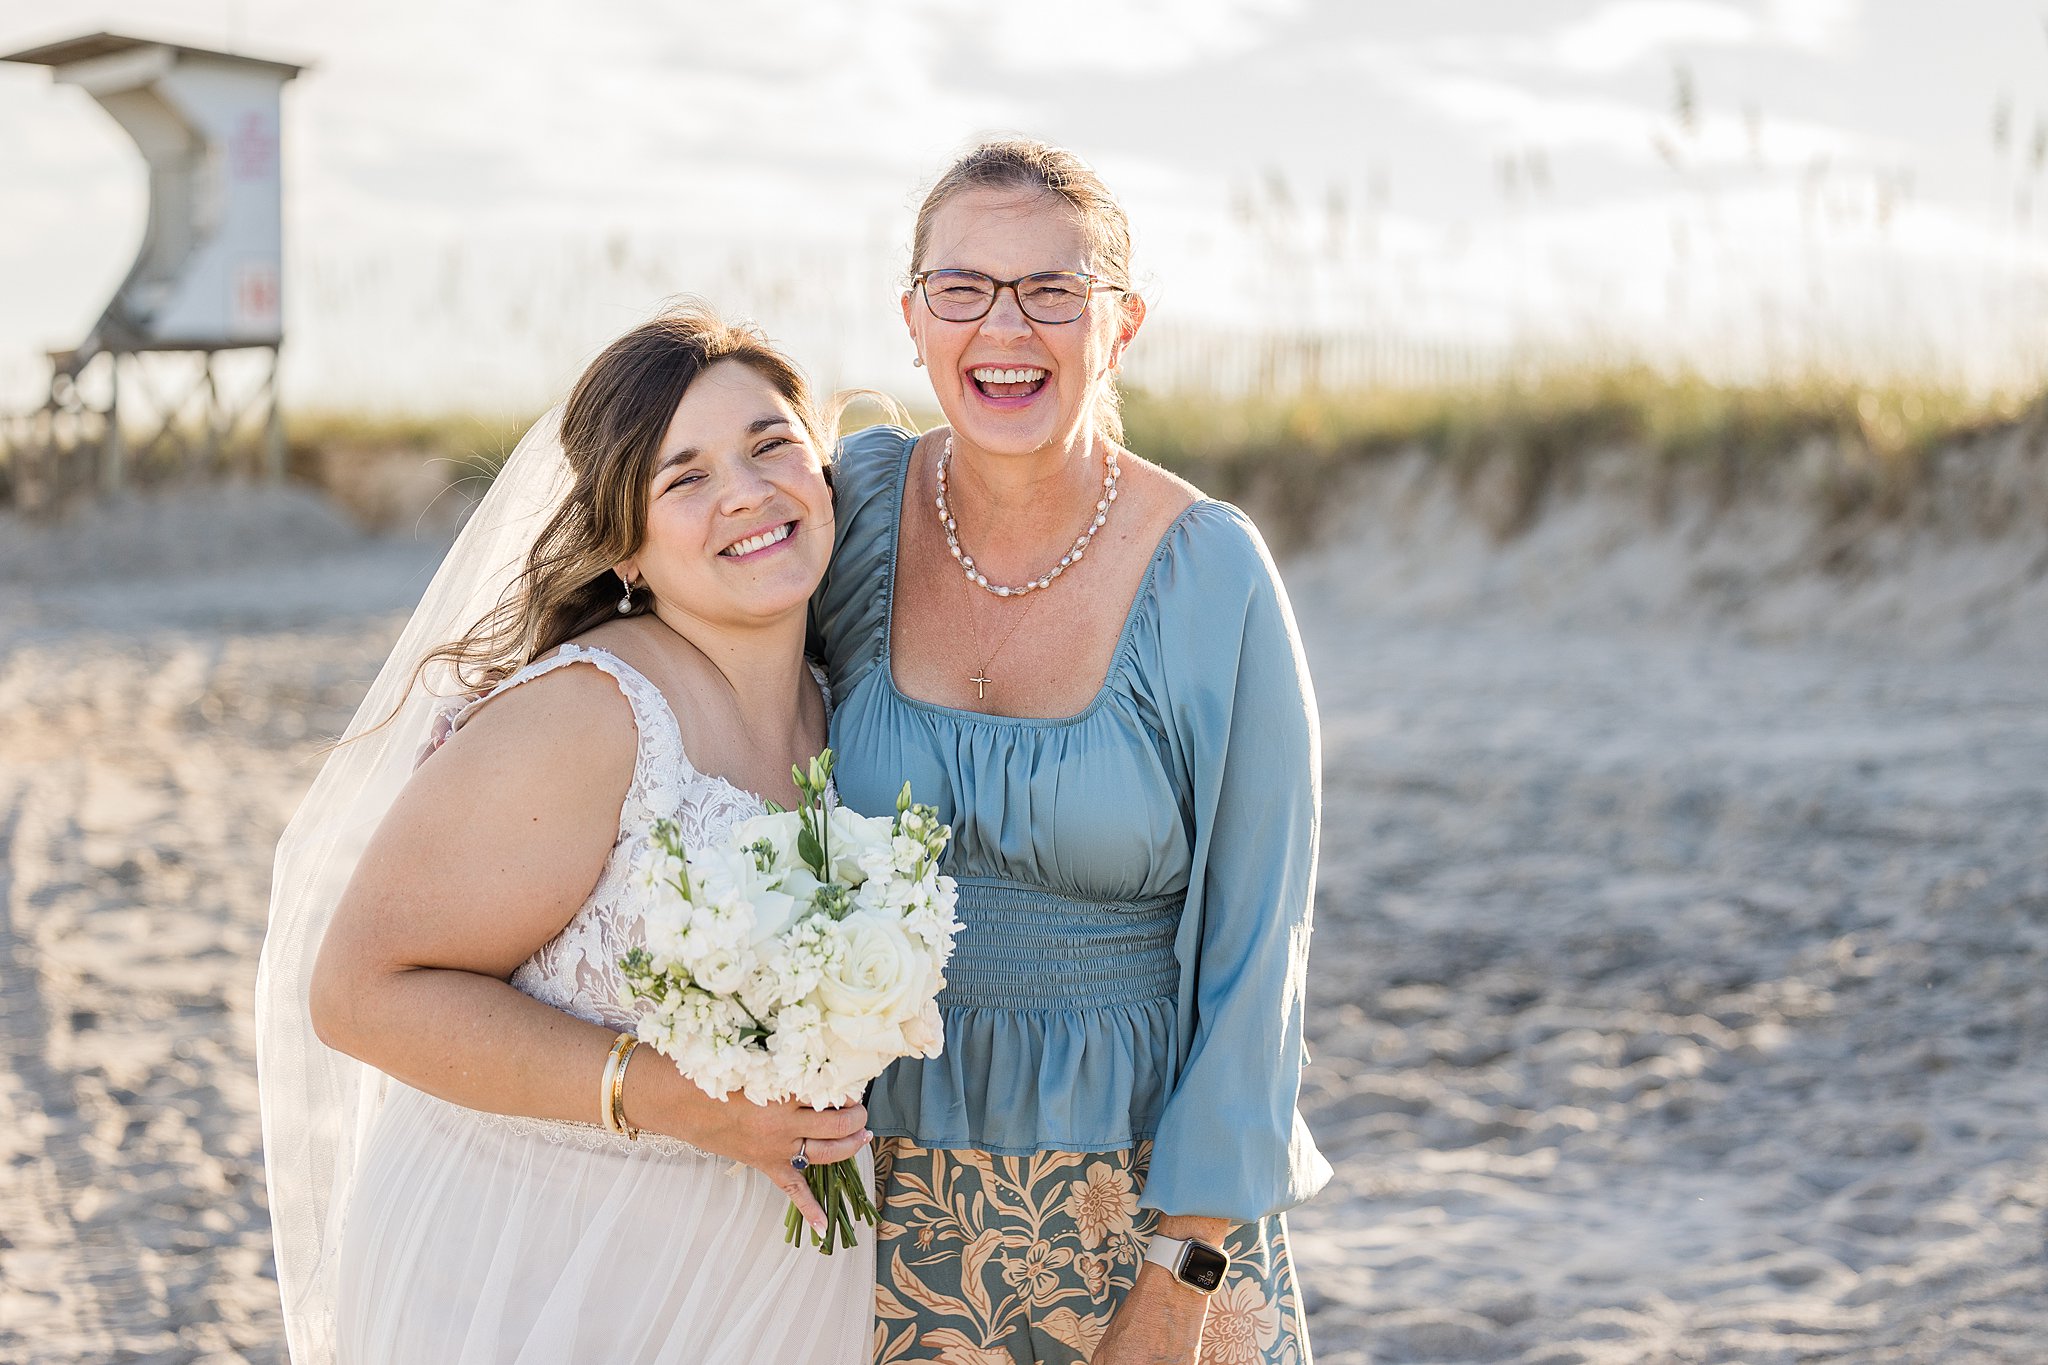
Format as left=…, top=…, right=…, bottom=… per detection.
left=256, top=304, right=875, bottom=1364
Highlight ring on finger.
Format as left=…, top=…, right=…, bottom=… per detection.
left=790, top=1137, right=810, bottom=1172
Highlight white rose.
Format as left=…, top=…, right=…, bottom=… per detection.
left=815, top=911, right=934, bottom=1057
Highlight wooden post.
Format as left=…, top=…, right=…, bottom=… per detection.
left=102, top=353, right=125, bottom=495
left=264, top=345, right=285, bottom=483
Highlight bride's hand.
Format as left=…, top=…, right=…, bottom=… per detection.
left=642, top=1070, right=870, bottom=1232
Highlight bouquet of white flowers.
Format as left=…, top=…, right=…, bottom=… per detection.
left=620, top=750, right=959, bottom=1252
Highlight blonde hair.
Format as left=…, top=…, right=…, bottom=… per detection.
left=422, top=302, right=828, bottom=693
left=909, top=137, right=1139, bottom=441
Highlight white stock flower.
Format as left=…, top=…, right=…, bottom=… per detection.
left=902, top=875, right=961, bottom=960
left=890, top=834, right=928, bottom=876
left=639, top=844, right=690, bottom=894
left=639, top=880, right=694, bottom=964
left=850, top=872, right=915, bottom=918
left=737, top=959, right=785, bottom=1021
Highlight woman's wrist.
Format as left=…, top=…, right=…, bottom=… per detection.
left=617, top=1039, right=698, bottom=1142
left=1150, top=1213, right=1231, bottom=1246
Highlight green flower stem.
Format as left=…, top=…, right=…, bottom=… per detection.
left=780, top=1155, right=877, bottom=1254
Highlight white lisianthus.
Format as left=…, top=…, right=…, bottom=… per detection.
left=901, top=997, right=945, bottom=1058
left=821, top=806, right=896, bottom=886
left=733, top=810, right=805, bottom=871
left=688, top=941, right=754, bottom=997
left=690, top=843, right=773, bottom=909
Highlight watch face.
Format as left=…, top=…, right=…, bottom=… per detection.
left=1179, top=1242, right=1229, bottom=1293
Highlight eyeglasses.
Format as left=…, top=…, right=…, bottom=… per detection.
left=910, top=269, right=1124, bottom=325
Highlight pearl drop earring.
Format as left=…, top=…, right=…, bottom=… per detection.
left=912, top=356, right=925, bottom=368
left=616, top=574, right=634, bottom=614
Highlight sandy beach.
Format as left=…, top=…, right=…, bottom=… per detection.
left=0, top=475, right=2042, bottom=1364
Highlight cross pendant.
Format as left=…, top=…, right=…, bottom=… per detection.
left=970, top=672, right=992, bottom=700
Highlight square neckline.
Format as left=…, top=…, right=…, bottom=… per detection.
left=877, top=429, right=1209, bottom=730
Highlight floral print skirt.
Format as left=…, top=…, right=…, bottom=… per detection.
left=871, top=1138, right=1311, bottom=1365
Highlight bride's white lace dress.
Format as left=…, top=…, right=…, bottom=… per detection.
left=332, top=643, right=872, bottom=1364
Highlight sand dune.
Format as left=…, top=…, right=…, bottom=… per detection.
left=0, top=480, right=2042, bottom=1363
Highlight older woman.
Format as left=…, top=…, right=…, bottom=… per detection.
left=814, top=140, right=1329, bottom=1365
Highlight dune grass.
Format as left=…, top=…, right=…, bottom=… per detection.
left=1122, top=367, right=2032, bottom=537
left=278, top=370, right=2034, bottom=539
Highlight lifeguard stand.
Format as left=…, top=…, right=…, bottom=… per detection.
left=0, top=32, right=304, bottom=511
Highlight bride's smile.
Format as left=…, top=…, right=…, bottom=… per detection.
left=623, top=358, right=834, bottom=630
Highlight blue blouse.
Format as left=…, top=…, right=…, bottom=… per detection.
left=813, top=427, right=1331, bottom=1223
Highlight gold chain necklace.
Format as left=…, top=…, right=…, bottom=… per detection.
left=964, top=585, right=1037, bottom=701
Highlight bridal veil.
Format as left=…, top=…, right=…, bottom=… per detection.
left=255, top=409, right=569, bottom=1363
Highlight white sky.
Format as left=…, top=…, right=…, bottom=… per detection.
left=3, top=0, right=2046, bottom=412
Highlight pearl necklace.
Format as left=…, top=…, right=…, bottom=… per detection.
left=934, top=433, right=1121, bottom=597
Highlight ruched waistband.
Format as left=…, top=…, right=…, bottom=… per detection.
left=940, top=879, right=1182, bottom=1010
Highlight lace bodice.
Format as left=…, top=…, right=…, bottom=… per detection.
left=431, top=643, right=829, bottom=1155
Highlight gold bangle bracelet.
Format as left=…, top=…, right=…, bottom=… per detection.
left=599, top=1032, right=634, bottom=1134
left=611, top=1036, right=641, bottom=1141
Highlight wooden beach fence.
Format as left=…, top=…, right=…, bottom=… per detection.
left=1125, top=325, right=1508, bottom=397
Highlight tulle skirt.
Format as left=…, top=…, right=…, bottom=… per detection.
left=335, top=1083, right=874, bottom=1365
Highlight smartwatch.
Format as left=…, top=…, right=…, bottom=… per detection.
left=1142, top=1233, right=1231, bottom=1294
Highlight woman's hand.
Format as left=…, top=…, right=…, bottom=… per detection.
left=636, top=1064, right=870, bottom=1233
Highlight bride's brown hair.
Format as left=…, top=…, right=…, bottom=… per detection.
left=421, top=302, right=829, bottom=694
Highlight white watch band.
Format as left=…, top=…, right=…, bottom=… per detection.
left=1143, top=1234, right=1191, bottom=1277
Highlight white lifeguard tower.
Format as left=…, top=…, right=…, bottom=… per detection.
left=0, top=31, right=305, bottom=510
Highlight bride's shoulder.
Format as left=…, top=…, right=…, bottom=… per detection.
left=432, top=642, right=641, bottom=772
left=404, top=661, right=638, bottom=832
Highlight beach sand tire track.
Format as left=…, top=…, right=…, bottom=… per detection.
left=0, top=778, right=169, bottom=1359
